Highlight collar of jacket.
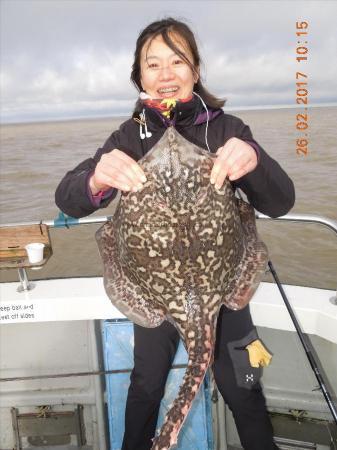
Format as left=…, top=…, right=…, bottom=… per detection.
left=141, top=95, right=223, bottom=131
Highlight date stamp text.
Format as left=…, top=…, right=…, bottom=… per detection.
left=296, top=21, right=309, bottom=155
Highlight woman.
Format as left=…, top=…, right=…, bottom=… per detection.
left=55, top=17, right=294, bottom=450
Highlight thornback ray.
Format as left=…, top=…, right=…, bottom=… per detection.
left=96, top=126, right=268, bottom=450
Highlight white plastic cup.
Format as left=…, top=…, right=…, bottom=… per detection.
left=25, top=242, right=45, bottom=264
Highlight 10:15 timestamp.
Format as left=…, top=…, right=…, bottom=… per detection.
left=295, top=21, right=309, bottom=156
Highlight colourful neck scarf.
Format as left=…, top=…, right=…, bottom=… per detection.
left=142, top=94, right=193, bottom=119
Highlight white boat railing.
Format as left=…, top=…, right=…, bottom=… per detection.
left=2, top=211, right=336, bottom=295
left=1, top=211, right=337, bottom=235
left=256, top=212, right=337, bottom=235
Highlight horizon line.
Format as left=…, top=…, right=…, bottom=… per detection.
left=1, top=102, right=336, bottom=126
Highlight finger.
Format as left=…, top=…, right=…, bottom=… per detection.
left=94, top=172, right=132, bottom=192
left=112, top=168, right=148, bottom=192
left=215, top=145, right=224, bottom=156
left=228, top=161, right=255, bottom=181
left=121, top=163, right=145, bottom=188
left=115, top=171, right=143, bottom=191
left=217, top=137, right=236, bottom=155
left=130, top=163, right=147, bottom=184
left=114, top=150, right=147, bottom=183
left=222, top=142, right=257, bottom=179
left=101, top=157, right=140, bottom=189
left=213, top=174, right=227, bottom=190
left=213, top=148, right=252, bottom=188
left=213, top=139, right=255, bottom=185
left=99, top=156, right=145, bottom=190
left=225, top=141, right=257, bottom=172
left=228, top=169, right=246, bottom=182
left=107, top=155, right=142, bottom=187
left=225, top=143, right=250, bottom=165
left=210, top=148, right=231, bottom=182
left=211, top=146, right=234, bottom=184
left=210, top=163, right=224, bottom=184
left=212, top=163, right=232, bottom=190
left=119, top=157, right=147, bottom=184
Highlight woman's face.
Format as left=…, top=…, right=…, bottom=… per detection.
left=140, top=33, right=199, bottom=100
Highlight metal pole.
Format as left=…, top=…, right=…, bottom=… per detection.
left=268, top=260, right=337, bottom=424
left=17, top=268, right=34, bottom=292
left=1, top=211, right=337, bottom=235
left=0, top=364, right=187, bottom=382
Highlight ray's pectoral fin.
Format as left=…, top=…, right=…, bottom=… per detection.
left=95, top=222, right=166, bottom=328
left=225, top=199, right=269, bottom=310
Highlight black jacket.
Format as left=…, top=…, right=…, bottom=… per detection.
left=55, top=96, right=295, bottom=218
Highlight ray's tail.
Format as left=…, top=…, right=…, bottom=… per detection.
left=151, top=324, right=214, bottom=450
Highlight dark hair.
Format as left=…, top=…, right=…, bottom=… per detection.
left=130, top=17, right=226, bottom=113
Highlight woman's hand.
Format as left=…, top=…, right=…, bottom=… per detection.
left=210, top=137, right=258, bottom=189
left=89, top=149, right=147, bottom=194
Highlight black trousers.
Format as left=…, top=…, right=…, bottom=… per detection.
left=121, top=305, right=278, bottom=450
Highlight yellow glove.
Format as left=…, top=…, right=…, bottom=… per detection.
left=245, top=339, right=272, bottom=368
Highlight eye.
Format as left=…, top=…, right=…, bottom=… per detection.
left=148, top=63, right=159, bottom=69
left=172, top=59, right=183, bottom=65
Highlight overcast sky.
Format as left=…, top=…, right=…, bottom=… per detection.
left=1, top=0, right=337, bottom=123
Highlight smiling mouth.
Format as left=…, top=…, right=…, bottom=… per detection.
left=157, top=87, right=179, bottom=97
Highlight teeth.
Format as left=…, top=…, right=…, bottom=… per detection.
left=158, top=87, right=178, bottom=93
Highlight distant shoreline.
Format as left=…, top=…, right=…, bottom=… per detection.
left=2, top=102, right=336, bottom=126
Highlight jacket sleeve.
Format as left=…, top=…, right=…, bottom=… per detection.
left=231, top=116, right=295, bottom=218
left=54, top=130, right=120, bottom=218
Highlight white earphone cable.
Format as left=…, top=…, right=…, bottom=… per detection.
left=193, top=91, right=210, bottom=153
